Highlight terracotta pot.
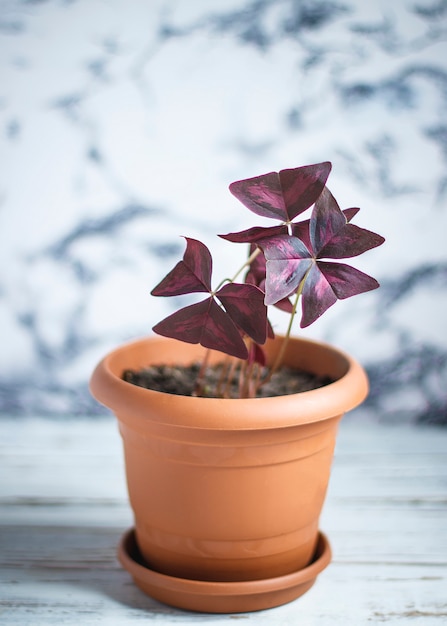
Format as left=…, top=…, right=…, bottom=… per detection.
left=90, top=335, right=367, bottom=587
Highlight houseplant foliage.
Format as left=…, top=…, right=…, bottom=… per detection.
left=149, top=161, right=384, bottom=397
left=90, top=161, right=384, bottom=613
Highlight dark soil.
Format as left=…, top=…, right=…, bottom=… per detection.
left=122, top=363, right=333, bottom=398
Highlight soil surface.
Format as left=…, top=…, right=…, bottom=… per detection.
left=122, top=363, right=333, bottom=398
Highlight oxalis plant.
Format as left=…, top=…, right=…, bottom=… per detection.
left=150, top=161, right=384, bottom=398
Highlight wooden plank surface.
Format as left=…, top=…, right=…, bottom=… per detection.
left=1, top=416, right=446, bottom=624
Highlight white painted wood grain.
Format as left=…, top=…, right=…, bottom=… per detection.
left=1, top=415, right=446, bottom=624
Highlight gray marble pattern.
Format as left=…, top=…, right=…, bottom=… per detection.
left=0, top=0, right=446, bottom=423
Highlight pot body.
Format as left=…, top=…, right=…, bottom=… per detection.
left=90, top=335, right=368, bottom=582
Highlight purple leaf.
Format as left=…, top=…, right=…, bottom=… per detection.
left=258, top=235, right=312, bottom=305
left=244, top=244, right=266, bottom=287
left=343, top=207, right=360, bottom=222
left=274, top=296, right=295, bottom=313
left=247, top=342, right=267, bottom=366
left=219, top=224, right=286, bottom=244
left=319, top=224, right=386, bottom=259
left=216, top=283, right=268, bottom=345
left=229, top=162, right=332, bottom=222
left=279, top=162, right=332, bottom=221
left=244, top=247, right=294, bottom=314
left=257, top=226, right=382, bottom=327
left=229, top=171, right=288, bottom=221
left=275, top=297, right=295, bottom=313
left=292, top=206, right=360, bottom=251
left=310, top=188, right=385, bottom=259
left=152, top=298, right=248, bottom=359
left=317, top=262, right=380, bottom=298
left=151, top=237, right=212, bottom=297
left=291, top=219, right=312, bottom=250
left=310, top=187, right=346, bottom=255
left=299, top=262, right=380, bottom=327
left=300, top=263, right=337, bottom=327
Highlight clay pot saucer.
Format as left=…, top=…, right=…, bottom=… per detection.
left=118, top=528, right=331, bottom=614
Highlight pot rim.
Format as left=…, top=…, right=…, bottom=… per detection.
left=90, top=335, right=368, bottom=430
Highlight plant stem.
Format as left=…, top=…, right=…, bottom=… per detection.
left=222, top=358, right=238, bottom=398
left=216, top=356, right=231, bottom=397
left=215, top=247, right=261, bottom=291
left=193, top=348, right=211, bottom=396
left=195, top=246, right=262, bottom=397
left=263, top=273, right=308, bottom=384
left=238, top=358, right=248, bottom=398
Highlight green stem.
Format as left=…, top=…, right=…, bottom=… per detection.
left=214, top=247, right=261, bottom=291
left=265, top=272, right=308, bottom=381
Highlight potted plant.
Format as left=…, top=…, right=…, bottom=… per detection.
left=90, top=161, right=384, bottom=613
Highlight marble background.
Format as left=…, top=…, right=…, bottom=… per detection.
left=0, top=0, right=446, bottom=423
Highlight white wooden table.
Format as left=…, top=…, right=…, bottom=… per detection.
left=1, top=416, right=446, bottom=625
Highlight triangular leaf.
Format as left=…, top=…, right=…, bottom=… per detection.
left=291, top=219, right=312, bottom=251
left=152, top=298, right=248, bottom=359
left=310, top=190, right=385, bottom=259
left=219, top=224, right=286, bottom=244
left=279, top=162, right=332, bottom=221
left=299, top=262, right=380, bottom=327
left=216, top=283, right=268, bottom=345
left=274, top=296, right=295, bottom=313
left=151, top=237, right=212, bottom=297
left=245, top=253, right=294, bottom=314
left=292, top=206, right=359, bottom=252
left=300, top=263, right=337, bottom=327
left=244, top=247, right=293, bottom=314
left=318, top=224, right=386, bottom=259
left=229, top=162, right=332, bottom=222
left=317, top=261, right=380, bottom=298
left=343, top=207, right=360, bottom=222
left=310, top=187, right=346, bottom=256
left=229, top=171, right=288, bottom=221
left=258, top=235, right=312, bottom=305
